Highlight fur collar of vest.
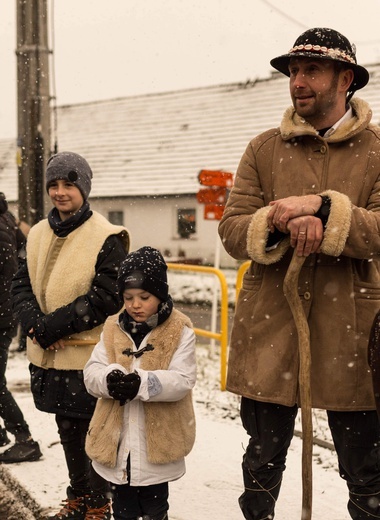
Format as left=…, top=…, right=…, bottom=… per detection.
left=85, top=309, right=196, bottom=467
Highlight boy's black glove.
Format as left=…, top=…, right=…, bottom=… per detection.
left=106, top=369, right=141, bottom=405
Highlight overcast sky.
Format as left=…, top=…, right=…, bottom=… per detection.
left=1, top=0, right=380, bottom=139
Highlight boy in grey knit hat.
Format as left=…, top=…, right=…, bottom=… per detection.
left=12, top=151, right=130, bottom=519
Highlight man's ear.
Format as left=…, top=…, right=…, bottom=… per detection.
left=340, top=68, right=355, bottom=93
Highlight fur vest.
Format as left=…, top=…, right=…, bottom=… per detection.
left=26, top=211, right=128, bottom=370
left=85, top=309, right=196, bottom=467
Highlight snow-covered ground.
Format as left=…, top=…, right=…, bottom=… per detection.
left=2, top=337, right=352, bottom=520
left=0, top=271, right=353, bottom=518
left=167, top=268, right=239, bottom=306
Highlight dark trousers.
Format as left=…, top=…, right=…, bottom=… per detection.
left=55, top=414, right=110, bottom=499
left=239, top=398, right=380, bottom=520
left=0, top=329, right=31, bottom=440
left=111, top=481, right=169, bottom=520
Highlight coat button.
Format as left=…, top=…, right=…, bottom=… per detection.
left=320, top=145, right=327, bottom=154
left=304, top=291, right=311, bottom=300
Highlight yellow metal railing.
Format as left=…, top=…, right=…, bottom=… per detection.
left=235, top=260, right=251, bottom=301
left=167, top=263, right=229, bottom=390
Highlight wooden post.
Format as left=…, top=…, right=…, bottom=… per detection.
left=16, top=0, right=51, bottom=225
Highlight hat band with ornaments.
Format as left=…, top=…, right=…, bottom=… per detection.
left=288, top=44, right=356, bottom=65
left=270, top=27, right=369, bottom=93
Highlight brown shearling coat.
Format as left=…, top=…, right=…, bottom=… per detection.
left=219, top=98, right=380, bottom=411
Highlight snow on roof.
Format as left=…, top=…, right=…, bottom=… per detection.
left=2, top=64, right=380, bottom=202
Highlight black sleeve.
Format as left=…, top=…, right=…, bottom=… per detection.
left=11, top=260, right=45, bottom=336
left=266, top=227, right=287, bottom=249
left=314, top=195, right=331, bottom=228
left=32, top=234, right=127, bottom=349
left=15, top=226, right=26, bottom=252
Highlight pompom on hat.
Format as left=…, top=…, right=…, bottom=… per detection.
left=117, top=246, right=169, bottom=302
left=45, top=151, right=93, bottom=200
left=270, top=28, right=369, bottom=94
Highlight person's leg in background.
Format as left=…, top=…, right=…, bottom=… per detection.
left=0, top=329, right=42, bottom=463
left=328, top=409, right=380, bottom=519
left=53, top=415, right=111, bottom=519
left=239, top=398, right=297, bottom=520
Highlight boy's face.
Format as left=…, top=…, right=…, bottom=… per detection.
left=122, top=288, right=161, bottom=322
left=48, top=179, right=84, bottom=221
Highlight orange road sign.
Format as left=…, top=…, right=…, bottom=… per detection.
left=204, top=204, right=225, bottom=221
left=198, top=169, right=233, bottom=188
left=196, top=187, right=227, bottom=204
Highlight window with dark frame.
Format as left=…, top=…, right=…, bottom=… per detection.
left=108, top=211, right=124, bottom=226
left=177, top=208, right=196, bottom=239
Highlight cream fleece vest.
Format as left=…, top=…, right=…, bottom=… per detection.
left=85, top=309, right=196, bottom=467
left=26, top=211, right=129, bottom=370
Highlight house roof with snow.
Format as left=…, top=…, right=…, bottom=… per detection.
left=2, top=63, right=380, bottom=202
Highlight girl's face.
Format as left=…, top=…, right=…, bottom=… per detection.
left=48, top=179, right=84, bottom=221
left=123, top=288, right=161, bottom=322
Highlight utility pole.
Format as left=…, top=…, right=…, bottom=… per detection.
left=16, top=0, right=51, bottom=225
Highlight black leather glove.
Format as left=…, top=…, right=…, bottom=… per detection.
left=106, top=369, right=141, bottom=405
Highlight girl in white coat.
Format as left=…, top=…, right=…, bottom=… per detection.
left=84, top=246, right=197, bottom=520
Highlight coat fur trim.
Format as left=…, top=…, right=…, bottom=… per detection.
left=246, top=190, right=352, bottom=264
left=319, top=189, right=352, bottom=256
left=246, top=206, right=290, bottom=264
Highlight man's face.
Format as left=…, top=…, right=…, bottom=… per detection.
left=288, top=57, right=342, bottom=128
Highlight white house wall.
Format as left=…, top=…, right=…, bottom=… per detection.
left=90, top=195, right=235, bottom=267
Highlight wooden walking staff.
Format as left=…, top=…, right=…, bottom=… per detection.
left=283, top=251, right=312, bottom=520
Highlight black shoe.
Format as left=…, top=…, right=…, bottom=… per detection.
left=0, top=439, right=42, bottom=463
left=0, top=426, right=10, bottom=447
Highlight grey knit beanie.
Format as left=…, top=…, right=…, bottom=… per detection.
left=45, top=151, right=93, bottom=200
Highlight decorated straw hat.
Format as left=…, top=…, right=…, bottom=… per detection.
left=270, top=27, right=369, bottom=93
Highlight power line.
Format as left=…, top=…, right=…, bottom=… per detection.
left=259, top=1, right=380, bottom=50
left=259, top=0, right=308, bottom=30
